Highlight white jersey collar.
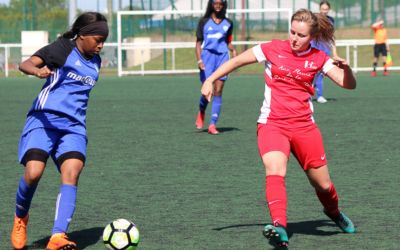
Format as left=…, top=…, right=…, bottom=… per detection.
left=295, top=46, right=312, bottom=56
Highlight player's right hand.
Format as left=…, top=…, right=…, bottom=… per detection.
left=201, top=79, right=213, bottom=102
left=35, top=66, right=54, bottom=78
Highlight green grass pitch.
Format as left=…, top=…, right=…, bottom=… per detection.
left=0, top=72, right=399, bottom=249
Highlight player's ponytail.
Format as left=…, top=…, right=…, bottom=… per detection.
left=314, top=13, right=335, bottom=45
left=62, top=30, right=75, bottom=39
left=291, top=9, right=334, bottom=46
left=62, top=12, right=108, bottom=39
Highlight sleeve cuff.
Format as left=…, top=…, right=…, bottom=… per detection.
left=252, top=45, right=266, bottom=62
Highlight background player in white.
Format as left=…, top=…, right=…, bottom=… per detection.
left=11, top=12, right=108, bottom=250
left=195, top=0, right=237, bottom=135
left=202, top=9, right=356, bottom=248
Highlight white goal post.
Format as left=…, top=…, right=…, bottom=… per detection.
left=117, top=8, right=292, bottom=76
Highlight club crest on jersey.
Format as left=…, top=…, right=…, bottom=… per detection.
left=304, top=60, right=317, bottom=69
left=66, top=72, right=96, bottom=86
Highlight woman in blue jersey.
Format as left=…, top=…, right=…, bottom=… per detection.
left=11, top=12, right=108, bottom=250
left=195, top=0, right=237, bottom=135
left=311, top=0, right=337, bottom=104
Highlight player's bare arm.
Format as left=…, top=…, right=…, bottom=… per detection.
left=201, top=48, right=257, bottom=101
left=228, top=43, right=237, bottom=57
left=19, top=56, right=53, bottom=79
left=326, top=60, right=356, bottom=89
left=195, top=41, right=205, bottom=70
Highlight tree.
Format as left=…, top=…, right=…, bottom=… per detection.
left=0, top=0, right=67, bottom=42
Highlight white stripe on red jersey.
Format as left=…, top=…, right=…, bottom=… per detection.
left=252, top=40, right=334, bottom=128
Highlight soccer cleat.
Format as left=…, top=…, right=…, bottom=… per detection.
left=324, top=210, right=356, bottom=233
left=383, top=71, right=389, bottom=76
left=208, top=124, right=220, bottom=135
left=46, top=233, right=76, bottom=250
left=371, top=71, right=377, bottom=77
left=317, top=96, right=328, bottom=104
left=195, top=111, right=205, bottom=129
left=11, top=214, right=29, bottom=250
left=263, top=224, right=289, bottom=248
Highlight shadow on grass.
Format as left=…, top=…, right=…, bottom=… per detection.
left=213, top=219, right=340, bottom=236
left=312, top=97, right=338, bottom=102
left=28, top=227, right=103, bottom=250
left=212, top=220, right=341, bottom=249
left=197, top=127, right=241, bottom=134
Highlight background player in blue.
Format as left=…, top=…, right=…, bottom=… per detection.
left=311, top=1, right=337, bottom=104
left=195, top=0, right=237, bottom=134
left=11, top=12, right=108, bottom=250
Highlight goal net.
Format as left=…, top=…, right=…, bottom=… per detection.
left=117, top=8, right=292, bottom=76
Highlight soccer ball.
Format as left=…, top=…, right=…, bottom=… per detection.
left=103, top=218, right=140, bottom=250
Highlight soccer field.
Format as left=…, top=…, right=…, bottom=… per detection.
left=0, top=72, right=399, bottom=249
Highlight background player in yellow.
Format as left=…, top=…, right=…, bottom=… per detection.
left=371, top=19, right=389, bottom=76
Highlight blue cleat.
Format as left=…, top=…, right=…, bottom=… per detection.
left=263, top=224, right=289, bottom=248
left=324, top=210, right=356, bottom=233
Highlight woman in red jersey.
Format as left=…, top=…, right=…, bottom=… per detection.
left=202, top=9, right=356, bottom=248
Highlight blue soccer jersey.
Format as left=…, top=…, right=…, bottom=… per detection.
left=196, top=17, right=233, bottom=54
left=24, top=37, right=101, bottom=135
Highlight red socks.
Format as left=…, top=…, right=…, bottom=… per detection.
left=316, top=183, right=340, bottom=218
left=265, top=175, right=287, bottom=227
left=266, top=176, right=340, bottom=226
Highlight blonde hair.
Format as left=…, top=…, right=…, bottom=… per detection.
left=291, top=9, right=334, bottom=45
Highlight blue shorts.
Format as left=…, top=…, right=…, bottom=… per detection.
left=18, top=127, right=87, bottom=167
left=200, top=50, right=229, bottom=83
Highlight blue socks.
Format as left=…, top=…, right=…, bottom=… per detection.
left=198, top=95, right=222, bottom=125
left=15, top=177, right=37, bottom=218
left=199, top=95, right=209, bottom=113
left=15, top=178, right=78, bottom=234
left=210, top=96, right=222, bottom=125
left=52, top=184, right=77, bottom=234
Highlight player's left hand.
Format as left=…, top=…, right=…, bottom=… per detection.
left=332, top=56, right=349, bottom=68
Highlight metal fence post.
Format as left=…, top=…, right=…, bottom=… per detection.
left=5, top=45, right=9, bottom=77
left=163, top=16, right=167, bottom=70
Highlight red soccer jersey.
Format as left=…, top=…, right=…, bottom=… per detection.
left=252, top=39, right=334, bottom=128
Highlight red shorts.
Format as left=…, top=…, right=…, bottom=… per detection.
left=257, top=123, right=327, bottom=170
